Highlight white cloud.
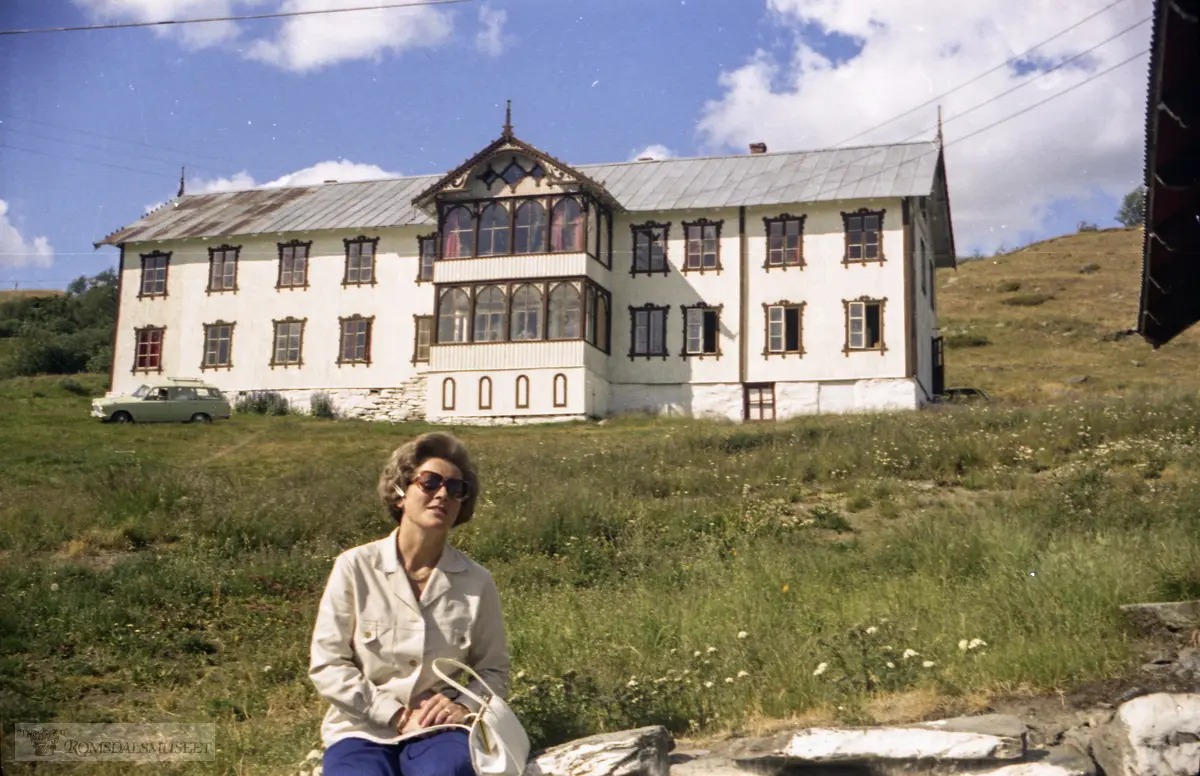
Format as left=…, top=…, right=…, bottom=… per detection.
left=245, top=0, right=452, bottom=72
left=629, top=145, right=675, bottom=161
left=72, top=0, right=453, bottom=72
left=475, top=4, right=509, bottom=56
left=0, top=200, right=54, bottom=269
left=698, top=0, right=1152, bottom=253
left=184, top=160, right=400, bottom=195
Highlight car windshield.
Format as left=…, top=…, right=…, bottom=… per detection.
left=130, top=384, right=151, bottom=398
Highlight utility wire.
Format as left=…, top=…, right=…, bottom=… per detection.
left=0, top=0, right=472, bottom=36
left=831, top=0, right=1137, bottom=148
left=0, top=113, right=242, bottom=166
left=0, top=125, right=217, bottom=171
left=0, top=141, right=178, bottom=179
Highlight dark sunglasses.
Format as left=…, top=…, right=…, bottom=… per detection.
left=406, top=471, right=470, bottom=501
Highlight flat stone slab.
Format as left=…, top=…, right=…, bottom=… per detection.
left=780, top=726, right=1026, bottom=762
left=530, top=725, right=673, bottom=776
left=1091, top=692, right=1200, bottom=776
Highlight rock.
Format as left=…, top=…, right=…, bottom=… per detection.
left=774, top=725, right=1025, bottom=762
left=918, top=713, right=1028, bottom=741
left=530, top=726, right=672, bottom=776
left=1091, top=692, right=1200, bottom=776
left=1131, top=360, right=1145, bottom=368
left=1120, top=600, right=1200, bottom=637
left=1079, top=264, right=1101, bottom=274
left=1065, top=376, right=1090, bottom=385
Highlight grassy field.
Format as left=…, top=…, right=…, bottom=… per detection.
left=939, top=227, right=1200, bottom=401
left=2, top=228, right=1199, bottom=774
left=1, top=372, right=1199, bottom=774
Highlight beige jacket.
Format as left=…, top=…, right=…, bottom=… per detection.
left=309, top=530, right=511, bottom=747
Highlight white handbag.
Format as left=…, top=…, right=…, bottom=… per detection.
left=423, top=657, right=530, bottom=776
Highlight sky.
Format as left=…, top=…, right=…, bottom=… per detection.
left=0, top=0, right=1154, bottom=290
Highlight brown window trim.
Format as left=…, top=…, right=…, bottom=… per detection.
left=762, top=214, right=807, bottom=270
left=276, top=240, right=311, bottom=291
left=841, top=208, right=886, bottom=266
left=343, top=235, right=380, bottom=287
left=138, top=251, right=171, bottom=299
left=412, top=315, right=433, bottom=364
left=417, top=233, right=439, bottom=283
left=630, top=221, right=670, bottom=276
left=762, top=300, right=806, bottom=358
left=442, top=378, right=456, bottom=411
left=199, top=320, right=236, bottom=371
left=743, top=382, right=776, bottom=422
left=478, top=376, right=493, bottom=410
left=436, top=193, right=597, bottom=261
left=206, top=245, right=240, bottom=295
left=628, top=302, right=670, bottom=360
left=680, top=302, right=723, bottom=359
left=515, top=374, right=530, bottom=409
left=432, top=277, right=610, bottom=353
left=843, top=296, right=888, bottom=355
left=681, top=218, right=723, bottom=274
left=269, top=316, right=306, bottom=369
left=337, top=314, right=374, bottom=366
left=131, top=325, right=166, bottom=374
left=552, top=373, right=568, bottom=408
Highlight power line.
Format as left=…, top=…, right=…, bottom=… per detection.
left=831, top=0, right=1139, bottom=149
left=0, top=125, right=215, bottom=171
left=0, top=113, right=242, bottom=166
left=0, top=141, right=177, bottom=179
left=0, top=0, right=471, bottom=36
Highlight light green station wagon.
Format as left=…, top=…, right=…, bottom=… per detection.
left=91, top=377, right=233, bottom=424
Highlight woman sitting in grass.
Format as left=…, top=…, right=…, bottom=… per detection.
left=310, top=431, right=510, bottom=776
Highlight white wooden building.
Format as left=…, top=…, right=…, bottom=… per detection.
left=95, top=122, right=957, bottom=424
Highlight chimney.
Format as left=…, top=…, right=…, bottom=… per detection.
left=749, top=142, right=767, bottom=155
left=323, top=179, right=338, bottom=184
left=637, top=156, right=654, bottom=162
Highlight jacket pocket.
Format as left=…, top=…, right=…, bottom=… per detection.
left=356, top=619, right=391, bottom=658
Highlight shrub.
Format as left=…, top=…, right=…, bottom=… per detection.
left=945, top=332, right=991, bottom=348
left=1077, top=221, right=1099, bottom=232
left=1002, top=293, right=1054, bottom=307
left=310, top=391, right=337, bottom=419
left=996, top=280, right=1022, bottom=293
left=235, top=390, right=291, bottom=416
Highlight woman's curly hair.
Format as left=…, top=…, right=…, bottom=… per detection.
left=377, top=432, right=480, bottom=526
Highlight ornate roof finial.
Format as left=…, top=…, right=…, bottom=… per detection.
left=503, top=99, right=513, bottom=138
left=178, top=166, right=186, bottom=197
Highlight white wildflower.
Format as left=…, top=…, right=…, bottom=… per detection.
left=515, top=670, right=526, bottom=680
left=737, top=670, right=749, bottom=678
left=724, top=677, right=734, bottom=684
left=703, top=681, right=714, bottom=689
left=922, top=660, right=936, bottom=668
left=969, top=638, right=987, bottom=650
left=49, top=583, right=59, bottom=592
left=626, top=679, right=638, bottom=688
left=902, top=649, right=919, bottom=659
left=958, top=639, right=969, bottom=651
left=865, top=626, right=878, bottom=635
left=885, top=661, right=895, bottom=669
left=263, top=665, right=272, bottom=672
left=693, top=650, right=702, bottom=658
left=706, top=646, right=717, bottom=654
left=813, top=662, right=828, bottom=677
left=737, top=631, right=749, bottom=640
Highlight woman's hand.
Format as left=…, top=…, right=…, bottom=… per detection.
left=413, top=693, right=471, bottom=727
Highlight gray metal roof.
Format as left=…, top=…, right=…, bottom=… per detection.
left=96, top=141, right=941, bottom=246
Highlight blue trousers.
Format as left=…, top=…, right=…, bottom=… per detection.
left=323, top=730, right=472, bottom=776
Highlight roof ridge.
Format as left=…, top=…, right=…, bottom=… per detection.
left=170, top=139, right=935, bottom=200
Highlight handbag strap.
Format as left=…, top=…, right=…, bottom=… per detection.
left=431, top=657, right=497, bottom=710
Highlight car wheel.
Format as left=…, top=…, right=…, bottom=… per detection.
left=190, top=413, right=212, bottom=424
left=111, top=411, right=133, bottom=424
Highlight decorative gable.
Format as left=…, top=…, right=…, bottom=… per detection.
left=412, top=104, right=621, bottom=212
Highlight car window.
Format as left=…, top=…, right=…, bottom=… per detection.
left=168, top=387, right=198, bottom=401
left=199, top=388, right=223, bottom=399
left=131, top=384, right=149, bottom=398
left=146, top=388, right=169, bottom=401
